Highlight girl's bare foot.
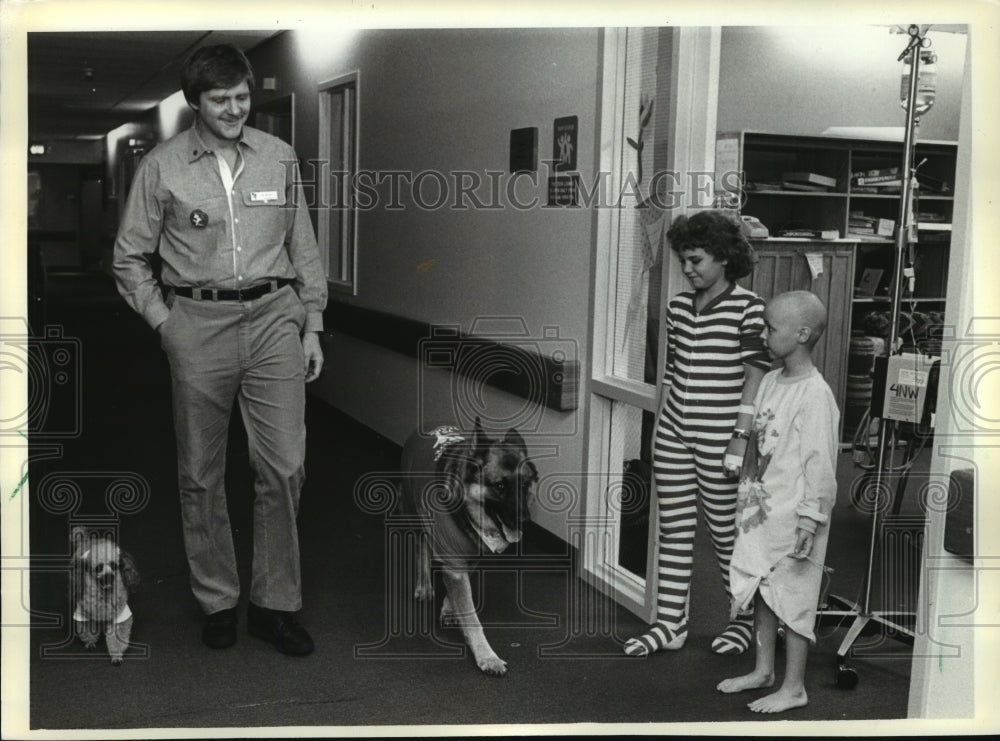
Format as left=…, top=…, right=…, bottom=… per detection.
left=716, top=670, right=774, bottom=693
left=748, top=687, right=808, bottom=713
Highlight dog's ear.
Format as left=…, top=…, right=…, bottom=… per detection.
left=69, top=549, right=86, bottom=603
left=503, top=428, right=528, bottom=456
left=120, top=552, right=141, bottom=593
left=69, top=526, right=91, bottom=600
left=70, top=526, right=88, bottom=555
left=522, top=459, right=539, bottom=484
left=472, top=417, right=490, bottom=456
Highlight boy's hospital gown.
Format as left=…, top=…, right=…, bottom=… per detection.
left=730, top=367, right=840, bottom=642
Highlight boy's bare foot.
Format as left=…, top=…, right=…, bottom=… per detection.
left=748, top=687, right=808, bottom=713
left=716, top=670, right=775, bottom=693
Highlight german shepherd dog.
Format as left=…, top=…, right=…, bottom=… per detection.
left=400, top=419, right=538, bottom=676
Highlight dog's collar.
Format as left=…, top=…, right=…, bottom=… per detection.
left=73, top=602, right=131, bottom=623
left=471, top=521, right=510, bottom=554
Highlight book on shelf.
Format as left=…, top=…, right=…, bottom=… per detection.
left=782, top=181, right=832, bottom=192
left=847, top=227, right=892, bottom=241
left=777, top=228, right=840, bottom=240
left=851, top=184, right=910, bottom=194
left=745, top=180, right=784, bottom=191
left=917, top=212, right=948, bottom=223
left=856, top=268, right=884, bottom=297
left=917, top=222, right=952, bottom=231
left=851, top=166, right=900, bottom=179
left=919, top=231, right=950, bottom=243
left=853, top=175, right=904, bottom=187
left=915, top=173, right=952, bottom=194
left=782, top=171, right=838, bottom=188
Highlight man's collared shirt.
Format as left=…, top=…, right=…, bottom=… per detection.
left=114, top=125, right=327, bottom=332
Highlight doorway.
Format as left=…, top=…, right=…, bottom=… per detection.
left=582, top=26, right=721, bottom=621
left=253, top=93, right=295, bottom=146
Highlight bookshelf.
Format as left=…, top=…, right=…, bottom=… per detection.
left=718, top=131, right=957, bottom=439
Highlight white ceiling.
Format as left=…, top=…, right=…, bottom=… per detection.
left=28, top=30, right=279, bottom=141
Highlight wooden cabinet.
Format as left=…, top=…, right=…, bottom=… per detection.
left=721, top=131, right=956, bottom=440
left=739, top=240, right=855, bottom=436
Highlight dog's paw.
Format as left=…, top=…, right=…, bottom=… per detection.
left=414, top=583, right=434, bottom=601
left=83, top=640, right=97, bottom=651
left=110, top=656, right=124, bottom=666
left=477, top=654, right=508, bottom=676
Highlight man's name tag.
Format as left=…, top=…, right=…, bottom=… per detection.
left=250, top=190, right=280, bottom=203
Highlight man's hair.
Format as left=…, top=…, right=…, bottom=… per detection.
left=181, top=44, right=255, bottom=106
left=666, top=209, right=756, bottom=281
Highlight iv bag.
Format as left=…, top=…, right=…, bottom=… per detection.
left=901, top=50, right=937, bottom=118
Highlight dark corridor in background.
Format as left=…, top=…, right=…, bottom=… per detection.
left=25, top=30, right=279, bottom=330
left=253, top=93, right=294, bottom=146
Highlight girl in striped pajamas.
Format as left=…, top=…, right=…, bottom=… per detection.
left=625, top=210, right=770, bottom=657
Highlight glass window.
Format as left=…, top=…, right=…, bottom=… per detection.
left=318, top=75, right=358, bottom=293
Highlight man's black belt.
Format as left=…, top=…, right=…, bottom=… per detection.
left=167, top=279, right=294, bottom=301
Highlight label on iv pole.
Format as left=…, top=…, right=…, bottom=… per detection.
left=883, top=354, right=935, bottom=423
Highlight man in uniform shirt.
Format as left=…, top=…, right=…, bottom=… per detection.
left=114, top=44, right=327, bottom=655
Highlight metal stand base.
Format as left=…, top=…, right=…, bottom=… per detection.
left=816, top=593, right=915, bottom=688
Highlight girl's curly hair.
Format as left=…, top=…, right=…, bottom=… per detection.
left=666, top=210, right=756, bottom=281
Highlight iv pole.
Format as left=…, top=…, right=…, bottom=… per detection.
left=818, top=24, right=929, bottom=689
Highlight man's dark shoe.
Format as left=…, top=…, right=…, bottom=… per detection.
left=202, top=606, right=238, bottom=649
left=247, top=602, right=314, bottom=656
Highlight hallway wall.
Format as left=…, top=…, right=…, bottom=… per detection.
left=245, top=29, right=602, bottom=537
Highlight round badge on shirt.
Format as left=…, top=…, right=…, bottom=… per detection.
left=190, top=209, right=209, bottom=228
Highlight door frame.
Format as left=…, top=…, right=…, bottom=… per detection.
left=581, top=26, right=722, bottom=622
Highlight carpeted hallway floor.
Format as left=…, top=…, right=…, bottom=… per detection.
left=23, top=269, right=920, bottom=731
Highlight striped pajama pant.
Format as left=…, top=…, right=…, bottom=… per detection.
left=651, top=405, right=740, bottom=628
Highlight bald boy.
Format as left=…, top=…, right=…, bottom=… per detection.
left=717, top=289, right=840, bottom=713
left=766, top=290, right=828, bottom=350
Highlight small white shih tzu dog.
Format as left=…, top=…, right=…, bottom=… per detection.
left=70, top=526, right=140, bottom=665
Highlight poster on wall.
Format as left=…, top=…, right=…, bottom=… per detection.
left=547, top=173, right=580, bottom=207
left=552, top=115, right=578, bottom=171
left=548, top=116, right=579, bottom=205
